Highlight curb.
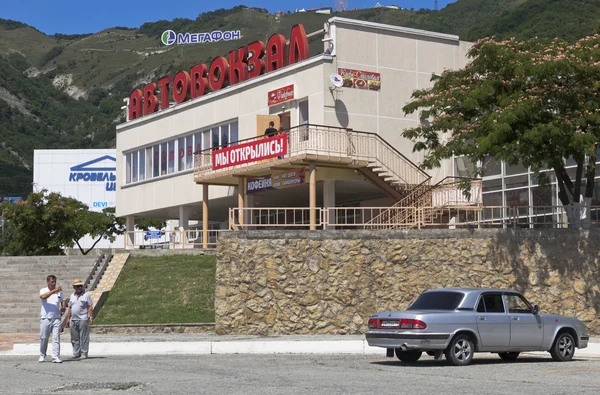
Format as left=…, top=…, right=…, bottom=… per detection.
left=2, top=341, right=600, bottom=358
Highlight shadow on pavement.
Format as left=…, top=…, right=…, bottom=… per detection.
left=370, top=356, right=566, bottom=367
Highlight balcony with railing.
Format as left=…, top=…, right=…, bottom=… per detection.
left=193, top=124, right=430, bottom=187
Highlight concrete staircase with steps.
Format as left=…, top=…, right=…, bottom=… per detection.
left=0, top=256, right=101, bottom=333
left=90, top=253, right=129, bottom=306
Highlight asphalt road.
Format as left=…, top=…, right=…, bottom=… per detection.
left=1, top=354, right=599, bottom=395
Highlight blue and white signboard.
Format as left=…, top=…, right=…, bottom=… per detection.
left=145, top=231, right=162, bottom=239
left=33, top=149, right=121, bottom=249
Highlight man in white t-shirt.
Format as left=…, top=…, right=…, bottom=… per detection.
left=39, top=275, right=66, bottom=363
left=65, top=278, right=94, bottom=359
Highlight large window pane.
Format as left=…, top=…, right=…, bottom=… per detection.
left=153, top=145, right=159, bottom=177
left=178, top=137, right=185, bottom=172
left=483, top=178, right=502, bottom=192
left=230, top=121, right=238, bottom=145
left=505, top=175, right=528, bottom=189
left=530, top=172, right=555, bottom=186
left=125, top=153, right=131, bottom=184
left=186, top=135, right=194, bottom=169
left=203, top=130, right=211, bottom=151
left=212, top=127, right=220, bottom=149
left=194, top=132, right=203, bottom=154
left=532, top=185, right=554, bottom=206
left=505, top=188, right=529, bottom=206
left=160, top=142, right=167, bottom=175
left=221, top=125, right=229, bottom=148
left=483, top=192, right=502, bottom=206
left=506, top=162, right=528, bottom=175
left=139, top=149, right=146, bottom=181
left=482, top=157, right=501, bottom=176
left=146, top=147, right=152, bottom=179
left=132, top=151, right=138, bottom=183
left=168, top=140, right=175, bottom=174
left=454, top=157, right=477, bottom=178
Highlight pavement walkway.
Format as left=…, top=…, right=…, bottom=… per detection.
left=2, top=332, right=600, bottom=358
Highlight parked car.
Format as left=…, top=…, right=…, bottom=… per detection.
left=366, top=288, right=589, bottom=366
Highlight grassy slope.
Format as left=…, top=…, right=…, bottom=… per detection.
left=94, top=255, right=216, bottom=324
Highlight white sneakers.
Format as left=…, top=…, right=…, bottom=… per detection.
left=39, top=355, right=63, bottom=363
left=52, top=358, right=62, bottom=363
left=81, top=355, right=88, bottom=359
left=38, top=356, right=45, bottom=362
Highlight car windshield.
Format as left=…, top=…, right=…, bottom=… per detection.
left=407, top=291, right=465, bottom=310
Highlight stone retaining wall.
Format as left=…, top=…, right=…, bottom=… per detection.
left=215, top=229, right=600, bottom=335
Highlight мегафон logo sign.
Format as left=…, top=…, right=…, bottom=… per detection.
left=161, top=29, right=241, bottom=46
left=69, top=155, right=116, bottom=192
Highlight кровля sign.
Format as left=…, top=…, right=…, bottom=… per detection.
left=129, top=24, right=310, bottom=121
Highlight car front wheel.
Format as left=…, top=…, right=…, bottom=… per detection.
left=394, top=349, right=422, bottom=363
left=550, top=332, right=576, bottom=362
left=498, top=352, right=520, bottom=361
left=445, top=334, right=474, bottom=366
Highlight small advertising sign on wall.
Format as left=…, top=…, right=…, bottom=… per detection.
left=268, top=85, right=295, bottom=106
left=247, top=168, right=306, bottom=194
left=338, top=68, right=381, bottom=91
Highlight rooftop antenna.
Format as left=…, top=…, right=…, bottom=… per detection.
left=338, top=0, right=347, bottom=11
left=434, top=0, right=438, bottom=10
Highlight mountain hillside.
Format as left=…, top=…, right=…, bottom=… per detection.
left=1, top=1, right=600, bottom=197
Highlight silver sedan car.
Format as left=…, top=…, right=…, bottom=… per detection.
left=366, top=288, right=589, bottom=366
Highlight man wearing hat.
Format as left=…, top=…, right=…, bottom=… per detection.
left=65, top=279, right=94, bottom=359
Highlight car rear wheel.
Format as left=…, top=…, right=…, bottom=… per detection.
left=550, top=332, right=576, bottom=362
left=394, top=349, right=422, bottom=363
left=498, top=352, right=520, bottom=361
left=445, top=334, right=474, bottom=366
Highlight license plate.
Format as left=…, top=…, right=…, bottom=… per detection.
left=380, top=320, right=399, bottom=327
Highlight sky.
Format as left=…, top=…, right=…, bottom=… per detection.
left=1, top=0, right=457, bottom=35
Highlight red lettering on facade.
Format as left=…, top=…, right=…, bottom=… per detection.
left=208, top=57, right=230, bottom=92
left=172, top=71, right=191, bottom=103
left=190, top=64, right=208, bottom=99
left=288, top=24, right=310, bottom=65
left=128, top=89, right=143, bottom=120
left=127, top=25, right=309, bottom=120
left=143, top=83, right=159, bottom=115
left=266, top=34, right=287, bottom=72
left=228, top=47, right=248, bottom=85
left=212, top=133, right=288, bottom=170
left=246, top=41, right=265, bottom=79
left=157, top=76, right=171, bottom=110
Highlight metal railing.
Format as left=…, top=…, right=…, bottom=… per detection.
left=194, top=124, right=430, bottom=186
left=124, top=229, right=229, bottom=249
left=229, top=205, right=600, bottom=230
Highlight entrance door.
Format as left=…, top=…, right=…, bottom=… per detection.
left=279, top=112, right=291, bottom=131
left=256, top=115, right=280, bottom=138
left=475, top=293, right=511, bottom=350
left=505, top=293, right=543, bottom=349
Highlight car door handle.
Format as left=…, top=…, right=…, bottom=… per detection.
left=511, top=316, right=519, bottom=321
left=479, top=316, right=486, bottom=321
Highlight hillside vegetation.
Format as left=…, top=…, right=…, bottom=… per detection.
left=1, top=0, right=600, bottom=197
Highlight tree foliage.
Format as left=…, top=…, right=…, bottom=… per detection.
left=0, top=190, right=165, bottom=255
left=402, top=35, right=600, bottom=224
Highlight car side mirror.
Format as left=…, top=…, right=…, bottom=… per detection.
left=532, top=305, right=540, bottom=314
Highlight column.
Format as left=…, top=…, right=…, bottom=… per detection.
left=202, top=184, right=209, bottom=248
left=323, top=179, right=336, bottom=230
left=237, top=177, right=245, bottom=229
left=309, top=162, right=317, bottom=230
left=125, top=216, right=135, bottom=250
left=178, top=206, right=191, bottom=248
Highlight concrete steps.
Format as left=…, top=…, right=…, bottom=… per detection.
left=0, top=256, right=101, bottom=333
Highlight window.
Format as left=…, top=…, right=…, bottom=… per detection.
left=132, top=151, right=138, bottom=182
left=186, top=135, right=194, bottom=169
left=139, top=149, right=146, bottom=181
left=482, top=157, right=501, bottom=176
left=160, top=142, right=167, bottom=175
left=230, top=121, right=238, bottom=146
left=168, top=140, right=175, bottom=174
left=506, top=294, right=532, bottom=314
left=483, top=179, right=502, bottom=193
left=408, top=291, right=464, bottom=310
left=221, top=124, right=229, bottom=148
left=212, top=127, right=220, bottom=149
left=153, top=145, right=159, bottom=177
left=178, top=137, right=185, bottom=171
left=454, top=157, right=477, bottom=178
left=505, top=175, right=528, bottom=189
left=125, top=153, right=131, bottom=184
left=477, top=294, right=505, bottom=313
left=506, top=188, right=529, bottom=206
left=146, top=147, right=152, bottom=179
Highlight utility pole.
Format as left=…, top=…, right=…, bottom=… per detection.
left=434, top=0, right=438, bottom=10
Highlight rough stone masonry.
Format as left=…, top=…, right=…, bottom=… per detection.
left=215, top=229, right=600, bottom=335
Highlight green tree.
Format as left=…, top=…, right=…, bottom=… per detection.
left=0, top=191, right=165, bottom=255
left=402, top=35, right=600, bottom=227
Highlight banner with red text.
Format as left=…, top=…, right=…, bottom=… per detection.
left=212, top=133, right=288, bottom=170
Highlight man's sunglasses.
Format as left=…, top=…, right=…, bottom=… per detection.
left=74, top=285, right=83, bottom=288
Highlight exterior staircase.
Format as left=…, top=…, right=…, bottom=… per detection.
left=90, top=253, right=129, bottom=307
left=0, top=256, right=101, bottom=333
